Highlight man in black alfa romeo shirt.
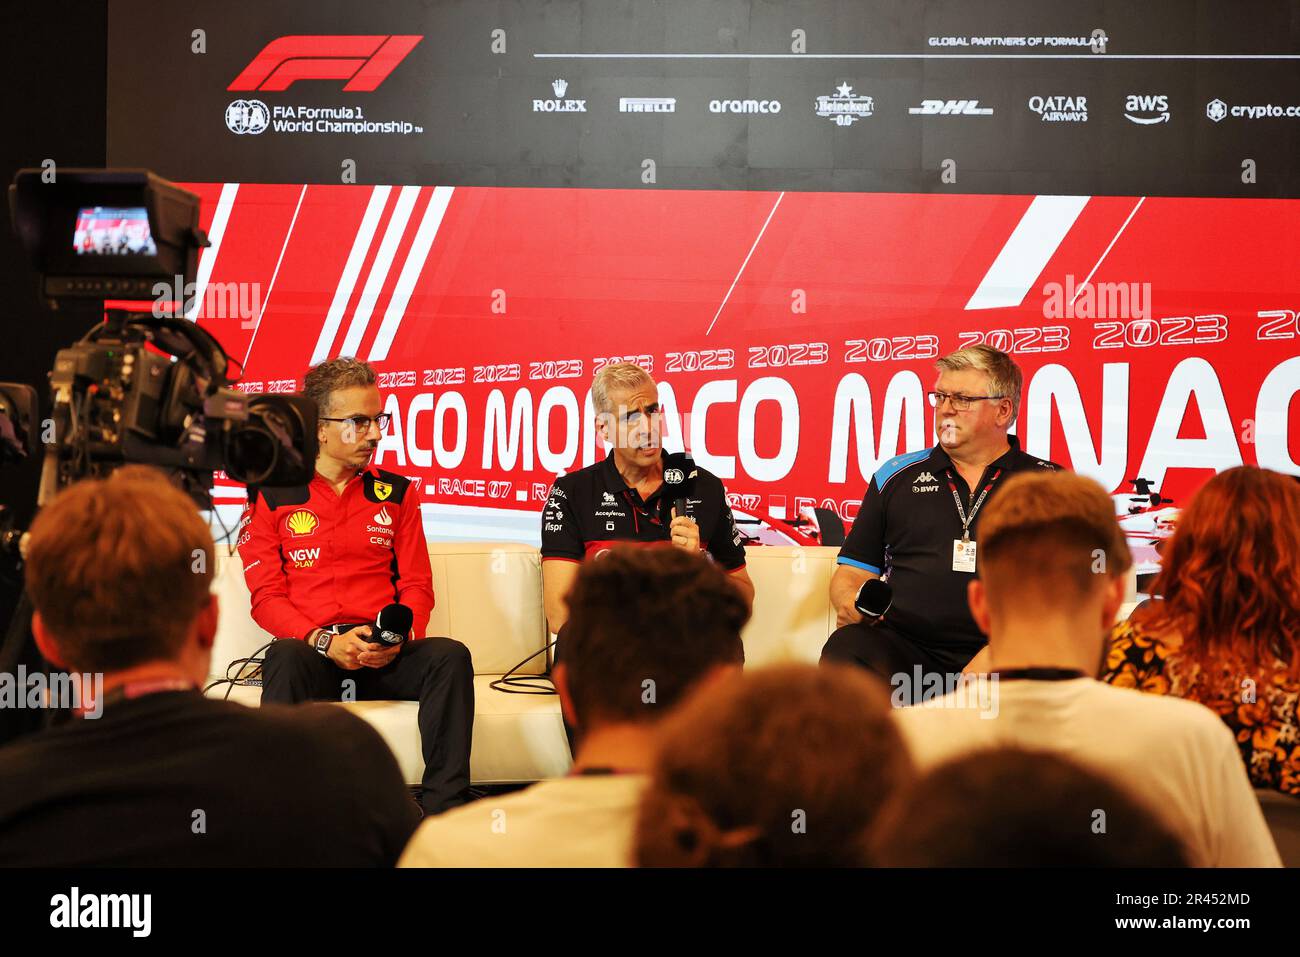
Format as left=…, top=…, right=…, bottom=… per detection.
left=823, top=346, right=1061, bottom=697
left=541, top=363, right=754, bottom=638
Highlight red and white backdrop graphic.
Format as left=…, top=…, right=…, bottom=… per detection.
left=183, top=182, right=1300, bottom=545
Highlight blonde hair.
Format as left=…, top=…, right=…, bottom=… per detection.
left=25, top=465, right=215, bottom=672
left=936, top=345, right=1023, bottom=424
left=591, top=362, right=655, bottom=416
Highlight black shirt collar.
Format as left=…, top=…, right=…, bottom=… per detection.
left=599, top=449, right=667, bottom=505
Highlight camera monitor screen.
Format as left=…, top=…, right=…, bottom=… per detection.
left=73, top=206, right=157, bottom=256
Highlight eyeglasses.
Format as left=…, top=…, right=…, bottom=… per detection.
left=927, top=391, right=1006, bottom=412
left=320, top=413, right=392, bottom=433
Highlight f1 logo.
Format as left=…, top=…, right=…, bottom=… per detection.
left=228, top=35, right=423, bottom=92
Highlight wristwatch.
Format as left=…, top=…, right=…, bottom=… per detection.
left=312, top=628, right=334, bottom=657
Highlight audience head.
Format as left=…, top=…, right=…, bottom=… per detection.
left=634, top=664, right=913, bottom=867
left=971, top=470, right=1132, bottom=666
left=556, top=545, right=748, bottom=732
left=26, top=465, right=218, bottom=682
left=1141, top=466, right=1300, bottom=680
left=869, top=747, right=1190, bottom=867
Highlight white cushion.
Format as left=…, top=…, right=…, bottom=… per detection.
left=337, top=681, right=570, bottom=785
left=740, top=546, right=840, bottom=666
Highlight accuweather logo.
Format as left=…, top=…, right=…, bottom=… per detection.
left=228, top=35, right=423, bottom=92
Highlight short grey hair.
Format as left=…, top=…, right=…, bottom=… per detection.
left=591, top=362, right=655, bottom=415
left=303, top=356, right=377, bottom=416
left=935, top=345, right=1023, bottom=424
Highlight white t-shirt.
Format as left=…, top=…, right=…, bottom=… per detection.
left=892, top=677, right=1280, bottom=867
left=398, top=774, right=647, bottom=868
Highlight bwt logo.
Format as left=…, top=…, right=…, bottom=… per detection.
left=228, top=35, right=423, bottom=92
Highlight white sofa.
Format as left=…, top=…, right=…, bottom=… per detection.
left=208, top=543, right=843, bottom=785
left=209, top=543, right=1138, bottom=785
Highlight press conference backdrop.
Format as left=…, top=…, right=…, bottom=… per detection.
left=106, top=0, right=1300, bottom=545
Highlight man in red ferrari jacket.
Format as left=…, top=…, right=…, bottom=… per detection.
left=238, top=357, right=473, bottom=815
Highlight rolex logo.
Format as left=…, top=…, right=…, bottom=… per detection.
left=552, top=78, right=568, bottom=97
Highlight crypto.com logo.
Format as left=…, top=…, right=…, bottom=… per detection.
left=228, top=35, right=423, bottom=92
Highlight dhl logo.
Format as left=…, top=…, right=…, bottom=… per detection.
left=286, top=509, right=319, bottom=537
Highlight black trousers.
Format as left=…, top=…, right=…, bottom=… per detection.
left=551, top=624, right=576, bottom=758
left=261, top=637, right=475, bottom=814
left=821, top=619, right=981, bottom=705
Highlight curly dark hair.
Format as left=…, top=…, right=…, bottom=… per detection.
left=302, top=356, right=377, bottom=417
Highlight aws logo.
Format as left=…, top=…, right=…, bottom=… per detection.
left=287, top=547, right=321, bottom=568
left=286, top=509, right=319, bottom=537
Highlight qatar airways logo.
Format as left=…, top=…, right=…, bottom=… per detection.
left=228, top=35, right=423, bottom=92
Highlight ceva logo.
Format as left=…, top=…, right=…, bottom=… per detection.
left=228, top=35, right=423, bottom=92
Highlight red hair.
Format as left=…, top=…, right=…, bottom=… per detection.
left=1141, top=467, right=1300, bottom=682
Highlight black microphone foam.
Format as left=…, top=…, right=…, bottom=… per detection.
left=374, top=603, right=413, bottom=646
left=854, top=579, right=893, bottom=620
left=661, top=452, right=697, bottom=522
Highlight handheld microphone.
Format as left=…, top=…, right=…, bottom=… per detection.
left=374, top=603, right=414, bottom=646
left=661, top=452, right=697, bottom=522
left=854, top=579, right=893, bottom=621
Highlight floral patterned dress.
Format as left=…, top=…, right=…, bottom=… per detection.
left=1103, top=619, right=1300, bottom=796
